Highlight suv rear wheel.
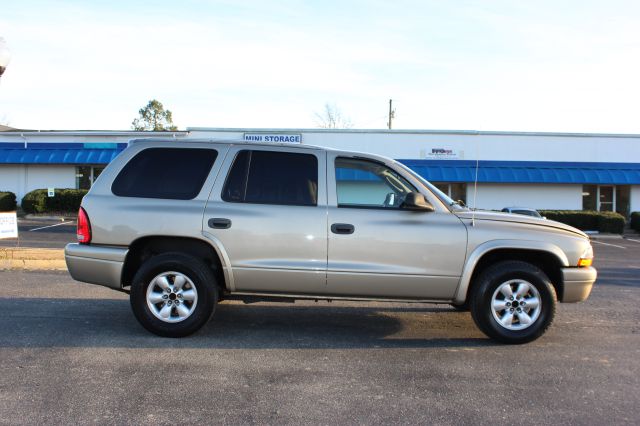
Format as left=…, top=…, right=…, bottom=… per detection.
left=130, top=252, right=218, bottom=337
left=470, top=260, right=556, bottom=344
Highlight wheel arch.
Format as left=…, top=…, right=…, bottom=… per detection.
left=121, top=235, right=232, bottom=291
left=454, top=240, right=568, bottom=304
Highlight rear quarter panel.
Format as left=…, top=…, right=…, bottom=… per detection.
left=81, top=142, right=230, bottom=246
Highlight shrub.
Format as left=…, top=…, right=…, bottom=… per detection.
left=631, top=212, right=640, bottom=232
left=596, top=211, right=625, bottom=234
left=0, top=191, right=17, bottom=211
left=21, top=188, right=88, bottom=214
left=539, top=210, right=625, bottom=234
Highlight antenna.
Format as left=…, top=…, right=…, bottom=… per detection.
left=471, top=138, right=479, bottom=226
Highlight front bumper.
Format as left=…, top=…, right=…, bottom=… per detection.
left=560, top=266, right=597, bottom=302
left=64, top=243, right=128, bottom=291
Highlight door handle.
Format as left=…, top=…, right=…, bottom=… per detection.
left=331, top=223, right=355, bottom=235
left=208, top=218, right=232, bottom=229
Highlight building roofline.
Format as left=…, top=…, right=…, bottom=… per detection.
left=186, top=127, right=640, bottom=139
left=0, top=130, right=189, bottom=136
left=2, top=127, right=640, bottom=139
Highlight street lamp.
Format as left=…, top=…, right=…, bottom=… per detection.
left=0, top=38, right=11, bottom=78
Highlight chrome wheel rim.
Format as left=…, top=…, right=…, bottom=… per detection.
left=491, top=279, right=541, bottom=331
left=146, top=271, right=198, bottom=323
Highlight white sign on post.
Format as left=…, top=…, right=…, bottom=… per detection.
left=0, top=212, right=18, bottom=239
left=48, top=188, right=55, bottom=197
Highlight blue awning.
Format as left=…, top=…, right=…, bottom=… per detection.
left=399, top=160, right=640, bottom=185
left=0, top=143, right=126, bottom=164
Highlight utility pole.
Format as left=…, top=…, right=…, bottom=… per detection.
left=387, top=99, right=395, bottom=129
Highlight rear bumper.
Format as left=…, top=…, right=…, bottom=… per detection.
left=64, top=243, right=128, bottom=291
left=560, top=266, right=597, bottom=303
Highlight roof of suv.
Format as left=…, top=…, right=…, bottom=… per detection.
left=128, top=137, right=327, bottom=151
left=127, top=138, right=397, bottom=165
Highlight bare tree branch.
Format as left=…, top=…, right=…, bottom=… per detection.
left=314, top=103, right=353, bottom=129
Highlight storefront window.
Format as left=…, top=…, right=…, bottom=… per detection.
left=432, top=182, right=467, bottom=204
left=76, top=166, right=92, bottom=190
left=450, top=183, right=466, bottom=204
left=93, top=166, right=105, bottom=182
left=76, top=166, right=105, bottom=190
left=433, top=183, right=449, bottom=194
left=582, top=185, right=597, bottom=210
left=616, top=186, right=630, bottom=217
left=582, top=184, right=630, bottom=217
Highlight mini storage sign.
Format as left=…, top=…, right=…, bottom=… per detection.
left=244, top=133, right=302, bottom=143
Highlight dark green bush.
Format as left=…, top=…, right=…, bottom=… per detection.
left=539, top=210, right=625, bottom=234
left=631, top=212, right=640, bottom=232
left=21, top=189, right=88, bottom=214
left=596, top=211, right=625, bottom=234
left=0, top=191, right=17, bottom=211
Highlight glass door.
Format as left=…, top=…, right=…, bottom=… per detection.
left=598, top=186, right=614, bottom=212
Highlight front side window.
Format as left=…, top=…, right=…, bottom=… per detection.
left=222, top=150, right=318, bottom=206
left=112, top=148, right=218, bottom=200
left=335, top=158, right=417, bottom=208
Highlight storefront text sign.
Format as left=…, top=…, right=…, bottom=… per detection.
left=244, top=133, right=302, bottom=143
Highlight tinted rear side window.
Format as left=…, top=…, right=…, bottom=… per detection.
left=112, top=148, right=218, bottom=200
left=222, top=150, right=318, bottom=206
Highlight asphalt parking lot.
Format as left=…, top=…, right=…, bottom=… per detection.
left=0, top=218, right=76, bottom=249
left=1, top=228, right=639, bottom=424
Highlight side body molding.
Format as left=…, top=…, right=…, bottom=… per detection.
left=201, top=231, right=236, bottom=291
left=453, top=239, right=570, bottom=304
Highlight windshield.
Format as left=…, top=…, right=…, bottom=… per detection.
left=393, top=161, right=465, bottom=209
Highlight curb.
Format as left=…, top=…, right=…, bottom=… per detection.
left=589, top=234, right=624, bottom=240
left=0, top=248, right=66, bottom=270
left=24, top=214, right=77, bottom=221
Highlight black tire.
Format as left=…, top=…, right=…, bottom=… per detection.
left=470, top=260, right=556, bottom=344
left=130, top=252, right=219, bottom=337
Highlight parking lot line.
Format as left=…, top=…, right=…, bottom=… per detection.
left=29, top=222, right=75, bottom=232
left=591, top=240, right=626, bottom=249
left=625, top=238, right=640, bottom=244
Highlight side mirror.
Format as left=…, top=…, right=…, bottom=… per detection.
left=401, top=192, right=435, bottom=212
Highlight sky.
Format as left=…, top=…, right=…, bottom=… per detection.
left=0, top=0, right=639, bottom=133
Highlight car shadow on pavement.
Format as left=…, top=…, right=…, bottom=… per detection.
left=0, top=297, right=493, bottom=349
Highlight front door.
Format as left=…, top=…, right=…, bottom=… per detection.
left=203, top=146, right=328, bottom=294
left=326, top=155, right=467, bottom=299
left=598, top=185, right=614, bottom=212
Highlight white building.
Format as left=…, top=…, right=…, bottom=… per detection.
left=1, top=127, right=639, bottom=215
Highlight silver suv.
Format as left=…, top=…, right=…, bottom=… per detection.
left=65, top=139, right=597, bottom=343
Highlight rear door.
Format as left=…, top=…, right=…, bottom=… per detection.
left=203, top=145, right=328, bottom=294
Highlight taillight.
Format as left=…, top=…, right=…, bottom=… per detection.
left=77, top=207, right=92, bottom=244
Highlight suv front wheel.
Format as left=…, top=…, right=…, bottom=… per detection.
left=130, top=253, right=219, bottom=337
left=470, top=260, right=556, bottom=344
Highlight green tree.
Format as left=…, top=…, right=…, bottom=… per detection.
left=132, top=99, right=178, bottom=131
